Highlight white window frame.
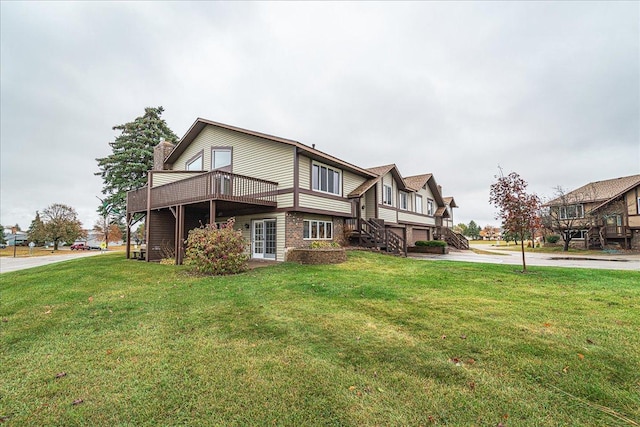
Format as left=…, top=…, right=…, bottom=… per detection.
left=383, top=184, right=392, bottom=206
left=559, top=204, right=584, bottom=220
left=211, top=148, right=232, bottom=171
left=568, top=229, right=588, bottom=239
left=427, top=199, right=434, bottom=216
left=415, top=195, right=423, bottom=214
left=186, top=153, right=203, bottom=171
left=637, top=197, right=640, bottom=214
left=303, top=220, right=333, bottom=240
left=399, top=192, right=408, bottom=210
left=312, top=162, right=341, bottom=195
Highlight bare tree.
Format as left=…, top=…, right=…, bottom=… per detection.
left=544, top=185, right=596, bottom=251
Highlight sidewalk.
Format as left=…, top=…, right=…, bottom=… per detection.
left=0, top=251, right=108, bottom=274
left=409, top=244, right=640, bottom=271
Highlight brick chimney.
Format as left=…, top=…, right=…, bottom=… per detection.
left=153, top=141, right=175, bottom=171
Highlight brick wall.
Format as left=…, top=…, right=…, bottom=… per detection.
left=286, top=248, right=347, bottom=264
left=285, top=213, right=346, bottom=248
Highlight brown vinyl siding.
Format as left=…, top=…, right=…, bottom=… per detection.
left=147, top=210, right=175, bottom=262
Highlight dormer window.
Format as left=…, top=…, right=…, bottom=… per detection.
left=312, top=161, right=341, bottom=195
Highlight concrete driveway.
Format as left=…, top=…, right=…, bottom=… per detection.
left=410, top=244, right=640, bottom=271
left=0, top=250, right=108, bottom=274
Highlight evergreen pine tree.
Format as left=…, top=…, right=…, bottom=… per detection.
left=95, top=106, right=178, bottom=217
left=27, top=211, right=46, bottom=245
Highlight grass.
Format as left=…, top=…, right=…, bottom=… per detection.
left=0, top=246, right=125, bottom=258
left=1, top=252, right=639, bottom=426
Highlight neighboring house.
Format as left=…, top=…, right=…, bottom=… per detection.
left=544, top=174, right=640, bottom=249
left=4, top=231, right=28, bottom=246
left=126, top=118, right=464, bottom=263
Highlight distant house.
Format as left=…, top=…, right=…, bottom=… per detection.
left=544, top=174, right=640, bottom=249
left=4, top=231, right=28, bottom=246
left=125, top=118, right=466, bottom=263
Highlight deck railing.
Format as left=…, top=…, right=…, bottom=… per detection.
left=127, top=187, right=148, bottom=213
left=127, top=171, right=278, bottom=212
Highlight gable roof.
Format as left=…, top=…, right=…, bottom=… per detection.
left=443, top=197, right=458, bottom=208
left=404, top=174, right=432, bottom=192
left=165, top=118, right=376, bottom=178
left=404, top=173, right=445, bottom=207
left=348, top=164, right=410, bottom=198
left=546, top=174, right=640, bottom=207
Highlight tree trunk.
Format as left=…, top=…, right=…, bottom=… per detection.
left=562, top=232, right=571, bottom=252
left=520, top=237, right=527, bottom=272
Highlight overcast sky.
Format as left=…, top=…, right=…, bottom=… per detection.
left=1, top=1, right=638, bottom=232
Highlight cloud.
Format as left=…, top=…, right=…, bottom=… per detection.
left=1, top=1, right=638, bottom=230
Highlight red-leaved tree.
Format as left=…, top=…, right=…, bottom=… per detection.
left=489, top=171, right=541, bottom=272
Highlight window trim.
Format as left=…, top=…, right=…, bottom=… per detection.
left=311, top=161, right=342, bottom=196
left=383, top=184, right=392, bottom=206
left=427, top=198, right=434, bottom=216
left=185, top=150, right=204, bottom=171
left=415, top=195, right=423, bottom=214
left=567, top=229, right=588, bottom=239
left=399, top=191, right=409, bottom=210
left=211, top=147, right=232, bottom=172
left=303, top=219, right=333, bottom=240
left=559, top=204, right=584, bottom=220
left=637, top=197, right=640, bottom=214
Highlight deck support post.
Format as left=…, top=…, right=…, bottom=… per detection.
left=209, top=201, right=216, bottom=225
left=126, top=213, right=131, bottom=259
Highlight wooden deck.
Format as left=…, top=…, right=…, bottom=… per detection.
left=127, top=171, right=278, bottom=213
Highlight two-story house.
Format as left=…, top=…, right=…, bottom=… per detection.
left=544, top=174, right=640, bottom=249
left=125, top=118, right=465, bottom=263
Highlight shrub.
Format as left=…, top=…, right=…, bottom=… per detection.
left=415, top=240, right=447, bottom=248
left=546, top=235, right=560, bottom=244
left=184, top=218, right=248, bottom=275
left=309, top=241, right=340, bottom=249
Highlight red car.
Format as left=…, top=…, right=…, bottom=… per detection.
left=70, top=243, right=89, bottom=250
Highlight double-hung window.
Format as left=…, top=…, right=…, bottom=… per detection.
left=415, top=195, right=423, bottom=214
left=312, top=162, right=341, bottom=195
left=427, top=199, right=434, bottom=216
left=383, top=185, right=392, bottom=206
left=303, top=220, right=333, bottom=240
left=559, top=204, right=584, bottom=219
left=399, top=192, right=408, bottom=210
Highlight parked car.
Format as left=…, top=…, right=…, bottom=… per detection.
left=70, top=243, right=90, bottom=250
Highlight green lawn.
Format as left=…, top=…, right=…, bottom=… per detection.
left=1, top=252, right=639, bottom=426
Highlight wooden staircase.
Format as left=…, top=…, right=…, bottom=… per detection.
left=439, top=227, right=469, bottom=250
left=349, top=219, right=407, bottom=256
